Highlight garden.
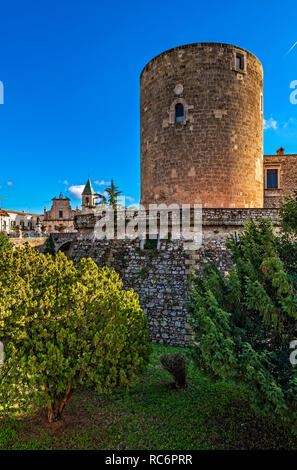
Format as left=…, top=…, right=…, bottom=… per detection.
left=1, top=344, right=296, bottom=450
left=0, top=192, right=297, bottom=450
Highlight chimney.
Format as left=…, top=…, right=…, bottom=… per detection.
left=277, top=147, right=285, bottom=156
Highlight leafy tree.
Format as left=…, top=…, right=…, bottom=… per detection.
left=0, top=232, right=13, bottom=253
left=189, top=218, right=297, bottom=423
left=277, top=190, right=297, bottom=280
left=279, top=189, right=297, bottom=235
left=44, top=235, right=56, bottom=256
left=0, top=245, right=150, bottom=422
left=96, top=180, right=122, bottom=210
left=105, top=180, right=122, bottom=210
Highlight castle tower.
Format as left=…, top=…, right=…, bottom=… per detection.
left=140, top=42, right=264, bottom=208
left=81, top=178, right=97, bottom=210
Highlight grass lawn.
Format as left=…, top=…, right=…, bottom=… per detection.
left=0, top=344, right=296, bottom=450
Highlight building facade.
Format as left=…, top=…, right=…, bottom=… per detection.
left=43, top=193, right=79, bottom=234
left=264, top=147, right=297, bottom=208
left=42, top=180, right=97, bottom=234
left=0, top=209, right=43, bottom=236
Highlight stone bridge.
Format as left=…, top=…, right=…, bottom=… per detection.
left=51, top=233, right=77, bottom=254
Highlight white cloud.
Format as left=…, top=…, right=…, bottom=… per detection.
left=125, top=196, right=135, bottom=203
left=126, top=201, right=140, bottom=209
left=264, top=118, right=278, bottom=131
left=95, top=180, right=111, bottom=186
left=7, top=181, right=13, bottom=186
left=68, top=184, right=85, bottom=199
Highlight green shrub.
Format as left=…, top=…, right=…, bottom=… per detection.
left=277, top=190, right=297, bottom=281
left=44, top=235, right=55, bottom=256
left=0, top=245, right=151, bottom=422
left=144, top=239, right=158, bottom=250
left=189, top=218, right=297, bottom=423
left=160, top=353, right=188, bottom=388
left=0, top=232, right=13, bottom=253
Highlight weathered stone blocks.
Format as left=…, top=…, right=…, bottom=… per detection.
left=140, top=42, right=264, bottom=208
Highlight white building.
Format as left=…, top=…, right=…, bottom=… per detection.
left=0, top=208, right=9, bottom=233
left=0, top=209, right=43, bottom=236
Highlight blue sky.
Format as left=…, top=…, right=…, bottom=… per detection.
left=0, top=0, right=297, bottom=213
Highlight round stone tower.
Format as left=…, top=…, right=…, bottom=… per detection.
left=140, top=42, right=264, bottom=208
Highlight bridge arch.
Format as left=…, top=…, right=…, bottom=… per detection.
left=57, top=240, right=73, bottom=256
left=50, top=233, right=76, bottom=255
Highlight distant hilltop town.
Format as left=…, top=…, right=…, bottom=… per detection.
left=0, top=178, right=97, bottom=237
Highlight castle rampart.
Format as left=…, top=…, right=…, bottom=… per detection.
left=140, top=42, right=264, bottom=208
left=50, top=207, right=280, bottom=346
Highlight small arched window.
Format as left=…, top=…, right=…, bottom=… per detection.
left=175, top=103, right=184, bottom=123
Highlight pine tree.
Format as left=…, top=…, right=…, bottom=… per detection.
left=95, top=180, right=122, bottom=210
left=277, top=189, right=297, bottom=280
left=105, top=179, right=122, bottom=210
left=44, top=235, right=55, bottom=256
left=189, top=217, right=297, bottom=423
left=279, top=188, right=297, bottom=235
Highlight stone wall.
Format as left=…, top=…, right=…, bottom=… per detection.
left=51, top=207, right=280, bottom=346
left=73, top=207, right=279, bottom=235
left=10, top=237, right=47, bottom=251
left=69, top=239, right=188, bottom=346
left=63, top=237, right=234, bottom=347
